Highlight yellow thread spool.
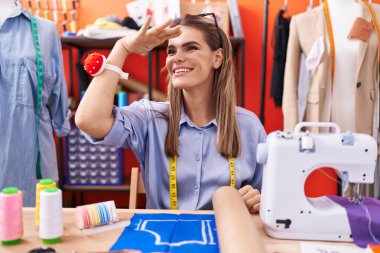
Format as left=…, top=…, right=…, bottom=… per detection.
left=35, top=179, right=56, bottom=226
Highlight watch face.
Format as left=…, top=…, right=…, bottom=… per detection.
left=28, top=247, right=56, bottom=253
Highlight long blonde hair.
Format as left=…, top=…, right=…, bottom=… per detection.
left=165, top=14, right=241, bottom=158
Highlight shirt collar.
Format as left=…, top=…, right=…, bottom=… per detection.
left=10, top=1, right=31, bottom=21
left=179, top=103, right=217, bottom=129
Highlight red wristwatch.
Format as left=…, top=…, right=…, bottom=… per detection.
left=83, top=53, right=129, bottom=80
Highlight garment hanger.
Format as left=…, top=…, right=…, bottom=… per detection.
left=282, top=0, right=290, bottom=18
left=282, top=0, right=288, bottom=11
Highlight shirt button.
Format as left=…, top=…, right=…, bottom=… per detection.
left=194, top=184, right=199, bottom=189
left=198, top=131, right=202, bottom=135
left=356, top=82, right=362, bottom=88
left=196, top=155, right=200, bottom=161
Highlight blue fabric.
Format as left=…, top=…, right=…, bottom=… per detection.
left=83, top=99, right=266, bottom=210
left=0, top=2, right=70, bottom=206
left=110, top=213, right=219, bottom=253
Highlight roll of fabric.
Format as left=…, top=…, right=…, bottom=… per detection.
left=212, top=186, right=267, bottom=253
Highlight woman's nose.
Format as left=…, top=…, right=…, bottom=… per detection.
left=172, top=50, right=185, bottom=63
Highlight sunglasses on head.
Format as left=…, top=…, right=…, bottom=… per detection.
left=197, top=13, right=223, bottom=48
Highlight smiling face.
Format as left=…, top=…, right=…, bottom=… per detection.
left=166, top=26, right=221, bottom=93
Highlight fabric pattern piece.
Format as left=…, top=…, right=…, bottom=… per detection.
left=110, top=213, right=219, bottom=253
left=328, top=196, right=380, bottom=248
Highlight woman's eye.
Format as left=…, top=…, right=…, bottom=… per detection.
left=167, top=49, right=175, bottom=56
left=187, top=46, right=197, bottom=51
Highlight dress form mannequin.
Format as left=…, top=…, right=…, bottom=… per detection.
left=0, top=0, right=71, bottom=206
left=325, top=0, right=366, bottom=197
left=322, top=0, right=360, bottom=132
left=0, top=0, right=17, bottom=28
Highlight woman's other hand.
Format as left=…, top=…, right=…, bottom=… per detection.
left=119, top=15, right=181, bottom=55
left=238, top=185, right=261, bottom=214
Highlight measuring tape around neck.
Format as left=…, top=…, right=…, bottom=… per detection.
left=169, top=155, right=236, bottom=210
left=30, top=15, right=44, bottom=179
left=323, top=0, right=380, bottom=89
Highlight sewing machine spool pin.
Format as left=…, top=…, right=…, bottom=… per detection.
left=299, top=131, right=315, bottom=153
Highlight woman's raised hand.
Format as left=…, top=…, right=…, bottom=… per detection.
left=119, top=16, right=182, bottom=55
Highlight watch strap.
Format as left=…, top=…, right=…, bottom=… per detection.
left=104, top=64, right=129, bottom=80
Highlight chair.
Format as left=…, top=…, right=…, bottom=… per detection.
left=129, top=167, right=145, bottom=209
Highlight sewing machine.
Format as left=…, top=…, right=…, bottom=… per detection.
left=257, top=122, right=377, bottom=242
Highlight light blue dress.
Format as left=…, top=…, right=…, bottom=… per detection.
left=84, top=99, right=266, bottom=210
left=0, top=2, right=70, bottom=206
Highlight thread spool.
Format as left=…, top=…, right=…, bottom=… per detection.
left=117, top=91, right=127, bottom=107
left=75, top=201, right=118, bottom=229
left=0, top=187, right=23, bottom=246
left=301, top=132, right=314, bottom=151
left=301, top=136, right=313, bottom=149
left=39, top=187, right=63, bottom=244
left=36, top=179, right=56, bottom=226
left=70, top=10, right=76, bottom=32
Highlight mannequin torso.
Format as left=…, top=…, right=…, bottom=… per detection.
left=0, top=0, right=17, bottom=28
left=323, top=0, right=360, bottom=132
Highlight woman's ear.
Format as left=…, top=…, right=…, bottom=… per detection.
left=213, top=48, right=224, bottom=69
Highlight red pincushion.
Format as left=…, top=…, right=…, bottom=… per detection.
left=83, top=53, right=106, bottom=76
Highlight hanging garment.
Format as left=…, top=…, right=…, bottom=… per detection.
left=283, top=1, right=380, bottom=137
left=0, top=2, right=70, bottom=206
left=270, top=9, right=290, bottom=107
left=297, top=53, right=311, bottom=122
left=297, top=6, right=314, bottom=122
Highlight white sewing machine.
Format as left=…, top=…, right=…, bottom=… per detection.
left=257, top=122, right=377, bottom=242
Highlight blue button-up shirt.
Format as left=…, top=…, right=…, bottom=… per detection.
left=0, top=3, right=70, bottom=206
left=85, top=99, right=266, bottom=210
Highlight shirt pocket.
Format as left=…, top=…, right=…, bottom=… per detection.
left=16, top=58, right=55, bottom=109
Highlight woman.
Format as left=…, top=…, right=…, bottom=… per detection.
left=75, top=14, right=266, bottom=213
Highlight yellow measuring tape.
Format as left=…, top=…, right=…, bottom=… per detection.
left=169, top=156, right=236, bottom=210
left=323, top=0, right=380, bottom=88
left=169, top=156, right=178, bottom=210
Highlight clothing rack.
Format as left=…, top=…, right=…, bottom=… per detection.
left=259, top=0, right=293, bottom=124
left=259, top=0, right=269, bottom=124
left=259, top=0, right=379, bottom=199
left=259, top=0, right=320, bottom=124
left=259, top=0, right=376, bottom=125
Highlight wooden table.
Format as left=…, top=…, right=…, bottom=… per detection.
left=0, top=208, right=356, bottom=253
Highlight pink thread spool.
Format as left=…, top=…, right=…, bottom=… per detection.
left=0, top=187, right=23, bottom=246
